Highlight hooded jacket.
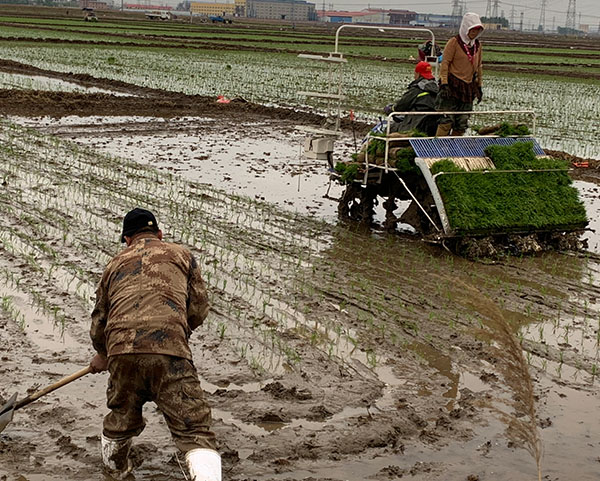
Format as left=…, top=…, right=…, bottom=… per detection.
left=393, top=77, right=439, bottom=113
left=459, top=12, right=484, bottom=46
left=390, top=76, right=439, bottom=135
left=440, top=12, right=484, bottom=87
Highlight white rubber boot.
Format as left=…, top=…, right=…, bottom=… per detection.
left=185, top=448, right=221, bottom=481
left=101, top=433, right=133, bottom=478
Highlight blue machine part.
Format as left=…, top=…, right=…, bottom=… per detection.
left=408, top=137, right=546, bottom=159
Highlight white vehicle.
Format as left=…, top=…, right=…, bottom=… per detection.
left=145, top=10, right=172, bottom=20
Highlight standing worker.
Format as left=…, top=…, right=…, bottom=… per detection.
left=436, top=12, right=484, bottom=136
left=89, top=208, right=220, bottom=481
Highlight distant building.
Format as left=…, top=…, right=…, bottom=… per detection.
left=411, top=13, right=455, bottom=28
left=482, top=22, right=506, bottom=30
left=125, top=3, right=173, bottom=10
left=318, top=10, right=353, bottom=23
left=79, top=0, right=110, bottom=10
left=246, top=0, right=316, bottom=21
left=318, top=8, right=416, bottom=25
left=190, top=0, right=246, bottom=17
left=388, top=9, right=416, bottom=25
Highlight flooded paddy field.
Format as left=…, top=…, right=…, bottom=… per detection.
left=1, top=15, right=600, bottom=481
left=1, top=106, right=600, bottom=480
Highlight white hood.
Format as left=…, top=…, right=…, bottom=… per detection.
left=459, top=12, right=484, bottom=46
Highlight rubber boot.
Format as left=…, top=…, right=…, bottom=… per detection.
left=185, top=448, right=222, bottom=481
left=451, top=129, right=465, bottom=136
left=101, top=433, right=133, bottom=479
left=435, top=123, right=452, bottom=137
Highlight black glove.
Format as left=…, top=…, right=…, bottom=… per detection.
left=439, top=84, right=452, bottom=100
left=476, top=86, right=483, bottom=104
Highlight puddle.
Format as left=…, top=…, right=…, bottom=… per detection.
left=407, top=340, right=490, bottom=411
left=575, top=180, right=600, bottom=254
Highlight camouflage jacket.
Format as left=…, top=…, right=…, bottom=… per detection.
left=90, top=233, right=209, bottom=360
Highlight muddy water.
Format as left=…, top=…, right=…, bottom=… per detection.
left=15, top=114, right=600, bottom=255
left=576, top=180, right=600, bottom=253
left=12, top=115, right=352, bottom=221
left=2, top=117, right=600, bottom=481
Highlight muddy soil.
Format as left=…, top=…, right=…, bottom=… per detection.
left=1, top=61, right=600, bottom=481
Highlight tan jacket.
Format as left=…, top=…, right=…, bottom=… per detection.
left=90, top=233, right=209, bottom=360
left=440, top=36, right=483, bottom=86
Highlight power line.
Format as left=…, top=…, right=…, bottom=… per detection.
left=451, top=0, right=462, bottom=20
left=538, top=0, right=546, bottom=31
left=491, top=0, right=499, bottom=18
left=331, top=0, right=600, bottom=20
left=498, top=0, right=599, bottom=19
left=519, top=10, right=523, bottom=30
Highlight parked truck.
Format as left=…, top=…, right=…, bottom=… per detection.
left=145, top=10, right=173, bottom=20
left=209, top=15, right=232, bottom=23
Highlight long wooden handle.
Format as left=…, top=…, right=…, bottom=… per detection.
left=15, top=366, right=93, bottom=411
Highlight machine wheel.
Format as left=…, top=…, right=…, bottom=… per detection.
left=338, top=183, right=377, bottom=225
left=382, top=196, right=399, bottom=231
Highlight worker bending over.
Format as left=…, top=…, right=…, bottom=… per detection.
left=89, top=208, right=220, bottom=481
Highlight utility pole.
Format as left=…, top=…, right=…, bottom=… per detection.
left=538, top=0, right=546, bottom=32
left=566, top=0, right=576, bottom=30
left=519, top=11, right=523, bottom=31
left=510, top=5, right=515, bottom=29
left=485, top=0, right=491, bottom=19
left=451, top=0, right=461, bottom=26
left=491, top=0, right=499, bottom=19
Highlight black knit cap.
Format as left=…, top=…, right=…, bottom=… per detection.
left=121, top=208, right=159, bottom=243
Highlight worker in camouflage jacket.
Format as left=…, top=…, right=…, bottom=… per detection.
left=89, top=208, right=220, bottom=481
left=384, top=61, right=439, bottom=137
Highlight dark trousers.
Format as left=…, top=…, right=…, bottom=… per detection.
left=103, top=354, right=216, bottom=452
left=436, top=95, right=473, bottom=132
